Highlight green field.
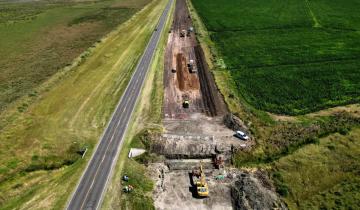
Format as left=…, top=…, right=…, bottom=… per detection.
left=190, top=1, right=360, bottom=208
left=192, top=0, right=360, bottom=115
left=0, top=0, right=149, bottom=114
left=0, top=0, right=165, bottom=208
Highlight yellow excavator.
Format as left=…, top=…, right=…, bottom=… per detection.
left=192, top=161, right=209, bottom=197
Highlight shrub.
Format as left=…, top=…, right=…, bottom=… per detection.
left=338, top=127, right=350, bottom=135
left=272, top=171, right=289, bottom=197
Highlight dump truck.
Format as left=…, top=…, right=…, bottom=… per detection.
left=192, top=161, right=209, bottom=197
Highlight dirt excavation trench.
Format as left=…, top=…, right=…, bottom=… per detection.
left=145, top=0, right=286, bottom=209
left=163, top=0, right=226, bottom=118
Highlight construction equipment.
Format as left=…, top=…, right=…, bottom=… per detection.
left=183, top=100, right=189, bottom=108
left=192, top=161, right=209, bottom=197
left=214, top=154, right=224, bottom=169
left=180, top=29, right=186, bottom=37
left=187, top=27, right=194, bottom=37
left=188, top=59, right=196, bottom=73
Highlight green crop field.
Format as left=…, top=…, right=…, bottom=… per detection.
left=190, top=1, right=360, bottom=209
left=192, top=0, right=360, bottom=115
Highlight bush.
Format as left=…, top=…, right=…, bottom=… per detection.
left=276, top=184, right=289, bottom=196
left=338, top=127, right=350, bottom=135
left=272, top=171, right=289, bottom=197
left=327, top=144, right=336, bottom=150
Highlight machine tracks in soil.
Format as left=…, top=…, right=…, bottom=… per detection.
left=163, top=0, right=226, bottom=119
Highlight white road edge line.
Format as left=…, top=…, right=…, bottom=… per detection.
left=65, top=1, right=172, bottom=209
left=94, top=1, right=173, bottom=209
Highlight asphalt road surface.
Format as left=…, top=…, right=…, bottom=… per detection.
left=66, top=0, right=173, bottom=209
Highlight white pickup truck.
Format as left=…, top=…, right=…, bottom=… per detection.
left=235, top=130, right=249, bottom=140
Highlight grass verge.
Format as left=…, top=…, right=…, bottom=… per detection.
left=101, top=0, right=174, bottom=209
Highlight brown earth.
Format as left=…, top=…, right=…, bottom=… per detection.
left=159, top=0, right=253, bottom=160
left=176, top=53, right=199, bottom=91
left=149, top=163, right=286, bottom=210
left=148, top=0, right=286, bottom=209
left=163, top=0, right=226, bottom=119
left=151, top=0, right=258, bottom=209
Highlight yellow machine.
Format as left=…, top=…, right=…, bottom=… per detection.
left=183, top=100, right=189, bottom=108
left=193, top=162, right=209, bottom=197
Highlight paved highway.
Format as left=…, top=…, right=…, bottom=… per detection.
left=66, top=0, right=173, bottom=209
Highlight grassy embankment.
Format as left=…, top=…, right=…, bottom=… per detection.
left=274, top=128, right=360, bottom=209
left=0, top=0, right=166, bottom=208
left=0, top=0, right=149, bottom=116
left=102, top=0, right=174, bottom=209
left=189, top=0, right=360, bottom=209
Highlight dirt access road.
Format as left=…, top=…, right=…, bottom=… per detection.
left=152, top=0, right=254, bottom=209
left=158, top=0, right=252, bottom=159
left=163, top=0, right=226, bottom=119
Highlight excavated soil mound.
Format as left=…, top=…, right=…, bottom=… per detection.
left=223, top=113, right=248, bottom=132
left=231, top=172, right=287, bottom=210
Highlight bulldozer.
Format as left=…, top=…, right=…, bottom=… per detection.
left=192, top=161, right=209, bottom=197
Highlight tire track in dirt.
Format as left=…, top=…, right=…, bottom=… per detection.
left=163, top=0, right=226, bottom=118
